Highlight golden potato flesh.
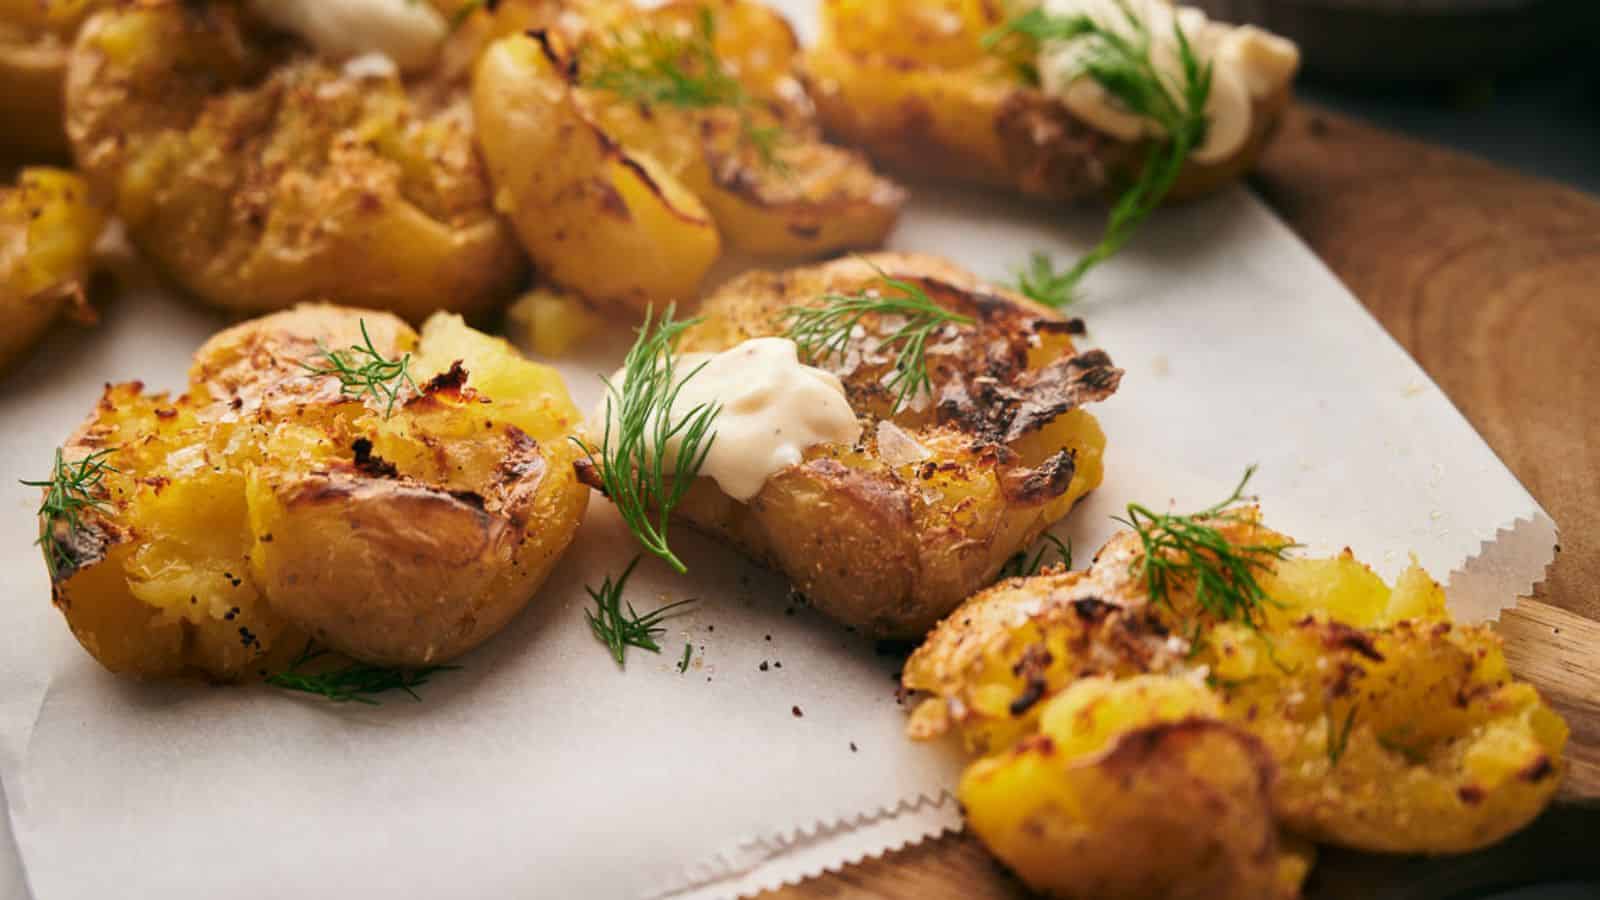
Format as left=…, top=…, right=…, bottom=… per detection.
left=471, top=0, right=904, bottom=312
left=905, top=512, right=1568, bottom=866
left=804, top=0, right=1291, bottom=203
left=656, top=252, right=1119, bottom=637
left=40, top=305, right=588, bottom=679
left=0, top=0, right=108, bottom=159
left=63, top=2, right=524, bottom=322
left=0, top=166, right=103, bottom=374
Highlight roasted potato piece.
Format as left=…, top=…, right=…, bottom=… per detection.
left=0, top=0, right=108, bottom=159
left=656, top=252, right=1119, bottom=637
left=804, top=0, right=1295, bottom=203
left=0, top=166, right=103, bottom=374
left=64, top=2, right=524, bottom=321
left=906, top=511, right=1568, bottom=867
left=39, top=305, right=588, bottom=678
left=471, top=0, right=904, bottom=311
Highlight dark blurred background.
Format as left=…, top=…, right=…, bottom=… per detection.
left=1194, top=0, right=1600, bottom=194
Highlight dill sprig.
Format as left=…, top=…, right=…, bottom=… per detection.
left=784, top=265, right=972, bottom=413
left=266, top=640, right=458, bottom=705
left=1115, top=466, right=1295, bottom=627
left=987, top=1, right=1213, bottom=294
left=580, top=7, right=787, bottom=170
left=585, top=556, right=698, bottom=667
left=677, top=642, right=693, bottom=674
left=999, top=533, right=1073, bottom=580
left=1013, top=251, right=1078, bottom=309
left=301, top=320, right=419, bottom=419
left=575, top=305, right=720, bottom=574
left=1327, top=705, right=1358, bottom=767
left=22, top=447, right=117, bottom=579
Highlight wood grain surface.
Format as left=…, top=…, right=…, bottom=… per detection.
left=770, top=102, right=1600, bottom=899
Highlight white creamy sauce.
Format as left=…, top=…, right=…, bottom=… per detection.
left=592, top=337, right=862, bottom=502
left=1035, top=0, right=1299, bottom=163
left=249, top=0, right=448, bottom=73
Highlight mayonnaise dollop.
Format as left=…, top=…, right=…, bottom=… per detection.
left=248, top=0, right=448, bottom=73
left=591, top=337, right=862, bottom=502
left=1035, top=0, right=1299, bottom=164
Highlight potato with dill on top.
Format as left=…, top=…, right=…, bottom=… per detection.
left=904, top=490, right=1567, bottom=896
left=62, top=0, right=524, bottom=322
left=652, top=252, right=1120, bottom=637
left=0, top=166, right=104, bottom=375
left=471, top=0, right=905, bottom=312
left=34, top=305, right=589, bottom=679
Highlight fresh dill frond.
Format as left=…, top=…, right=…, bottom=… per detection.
left=579, top=7, right=788, bottom=170
left=677, top=642, right=693, bottom=674
left=1013, top=251, right=1079, bottom=309
left=783, top=264, right=972, bottom=413
left=301, top=320, right=419, bottom=419
left=1115, top=466, right=1295, bottom=627
left=21, top=447, right=117, bottom=579
left=987, top=1, right=1213, bottom=294
left=575, top=306, right=720, bottom=574
left=1327, top=705, right=1358, bottom=767
left=999, top=533, right=1073, bottom=580
left=266, top=640, right=458, bottom=705
left=584, top=556, right=698, bottom=667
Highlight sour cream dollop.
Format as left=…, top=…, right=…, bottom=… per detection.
left=591, top=337, right=863, bottom=502
left=248, top=0, right=448, bottom=73
left=1035, top=0, right=1300, bottom=164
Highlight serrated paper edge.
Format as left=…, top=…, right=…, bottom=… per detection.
left=1444, top=509, right=1560, bottom=624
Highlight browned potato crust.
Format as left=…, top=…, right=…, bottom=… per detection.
left=656, top=252, right=1119, bottom=637
left=64, top=1, right=524, bottom=321
left=42, top=305, right=588, bottom=678
left=0, top=1, right=109, bottom=159
left=804, top=0, right=1291, bottom=204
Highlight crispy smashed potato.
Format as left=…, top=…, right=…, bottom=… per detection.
left=658, top=252, right=1119, bottom=637
left=0, top=0, right=108, bottom=158
left=805, top=0, right=1293, bottom=203
left=42, top=305, right=588, bottom=679
left=472, top=0, right=904, bottom=311
left=906, top=511, right=1566, bottom=897
left=64, top=1, right=524, bottom=321
left=0, top=166, right=103, bottom=374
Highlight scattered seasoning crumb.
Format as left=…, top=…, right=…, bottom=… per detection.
left=259, top=533, right=273, bottom=543
left=707, top=624, right=714, bottom=632
left=223, top=607, right=239, bottom=621
left=774, top=661, right=782, bottom=669
left=764, top=634, right=772, bottom=641
left=759, top=661, right=769, bottom=671
left=849, top=742, right=858, bottom=753
left=791, top=705, right=803, bottom=718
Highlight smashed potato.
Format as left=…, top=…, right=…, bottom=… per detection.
left=40, top=305, right=588, bottom=679
left=906, top=510, right=1566, bottom=897
left=0, top=166, right=103, bottom=374
left=805, top=0, right=1294, bottom=203
left=0, top=0, right=108, bottom=158
left=658, top=252, right=1119, bottom=637
left=64, top=1, right=524, bottom=321
left=472, top=0, right=904, bottom=311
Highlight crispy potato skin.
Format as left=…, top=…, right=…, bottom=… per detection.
left=0, top=167, right=103, bottom=374
left=471, top=0, right=904, bottom=311
left=0, top=0, right=108, bottom=159
left=804, top=0, right=1290, bottom=203
left=45, top=305, right=588, bottom=677
left=906, top=513, right=1568, bottom=878
left=662, top=252, right=1120, bottom=637
left=63, top=2, right=524, bottom=322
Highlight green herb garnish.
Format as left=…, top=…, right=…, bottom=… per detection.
left=22, top=447, right=117, bottom=579
left=1115, top=466, right=1295, bottom=627
left=677, top=642, right=693, bottom=674
left=581, top=6, right=786, bottom=169
left=1327, top=705, right=1359, bottom=767
left=999, top=533, right=1073, bottom=579
left=784, top=264, right=972, bottom=413
left=266, top=640, right=457, bottom=705
left=301, top=320, right=419, bottom=419
left=987, top=1, right=1213, bottom=296
left=1013, top=251, right=1079, bottom=309
left=576, top=305, right=720, bottom=574
left=585, top=555, right=697, bottom=667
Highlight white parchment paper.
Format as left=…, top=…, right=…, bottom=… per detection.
left=0, top=4, right=1556, bottom=897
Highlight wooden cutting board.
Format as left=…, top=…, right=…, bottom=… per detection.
left=769, top=103, right=1600, bottom=899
